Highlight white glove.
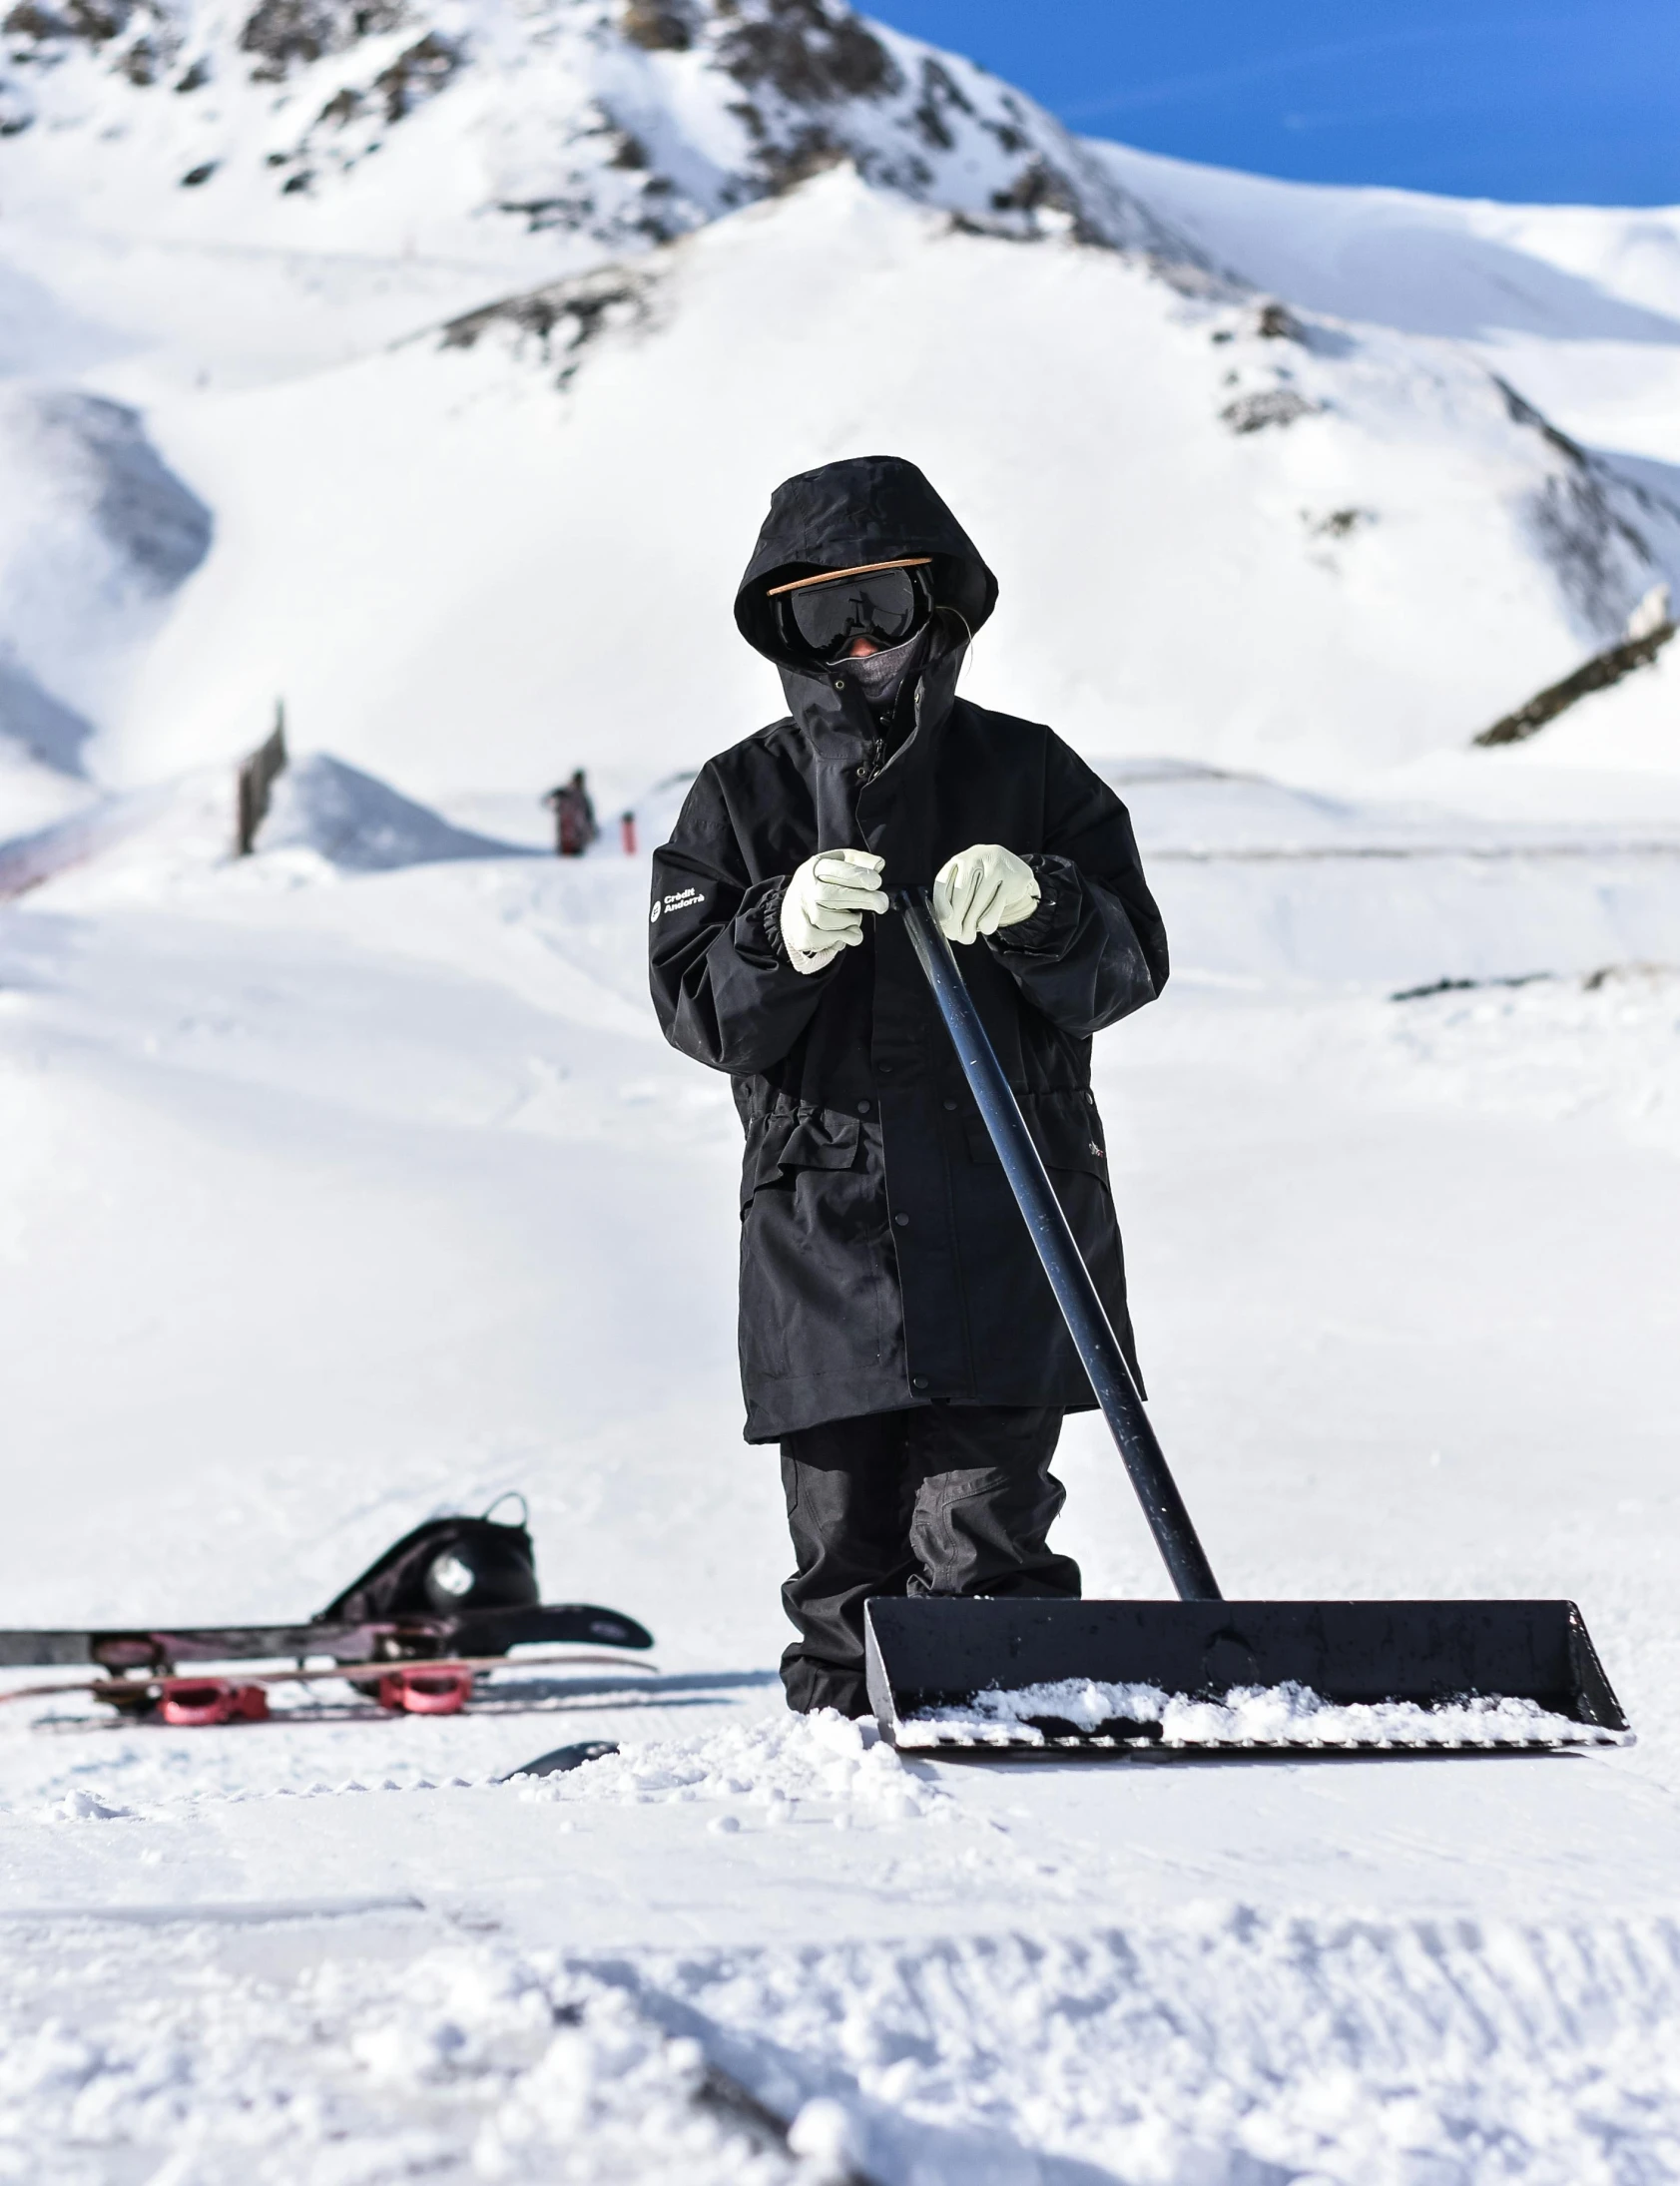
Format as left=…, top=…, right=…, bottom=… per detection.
left=932, top=843, right=1040, bottom=945
left=780, top=847, right=888, bottom=973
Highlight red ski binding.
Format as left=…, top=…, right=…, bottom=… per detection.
left=159, top=1678, right=271, bottom=1727
left=376, top=1667, right=473, bottom=1715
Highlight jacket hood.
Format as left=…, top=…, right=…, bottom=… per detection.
left=735, top=455, right=997, bottom=672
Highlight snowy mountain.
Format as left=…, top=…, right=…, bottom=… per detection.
left=4, top=0, right=1680, bottom=818
left=0, top=0, right=1203, bottom=376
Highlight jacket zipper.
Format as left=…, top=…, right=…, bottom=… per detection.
left=856, top=677, right=923, bottom=789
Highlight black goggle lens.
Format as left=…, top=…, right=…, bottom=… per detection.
left=785, top=567, right=930, bottom=661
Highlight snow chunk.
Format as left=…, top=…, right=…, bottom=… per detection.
left=519, top=1709, right=942, bottom=1820
left=1627, top=579, right=1672, bottom=640
left=50, top=1787, right=136, bottom=1821
left=902, top=1678, right=1622, bottom=1749
left=787, top=2095, right=862, bottom=2179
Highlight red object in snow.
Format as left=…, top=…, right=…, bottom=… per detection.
left=376, top=1666, right=473, bottom=1715
left=621, top=811, right=637, bottom=855
left=159, top=1678, right=271, bottom=1727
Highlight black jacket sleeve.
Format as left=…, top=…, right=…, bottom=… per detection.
left=649, top=767, right=834, bottom=1075
left=986, top=734, right=1169, bottom=1037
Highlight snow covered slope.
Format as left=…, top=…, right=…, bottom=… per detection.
left=3, top=771, right=1680, bottom=2177
left=88, top=167, right=1680, bottom=800
left=1095, top=142, right=1680, bottom=476
left=0, top=384, right=210, bottom=825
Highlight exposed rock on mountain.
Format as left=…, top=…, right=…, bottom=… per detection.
left=439, top=263, right=660, bottom=386
left=1476, top=585, right=1677, bottom=747
left=1493, top=379, right=1676, bottom=643
left=0, top=0, right=1208, bottom=271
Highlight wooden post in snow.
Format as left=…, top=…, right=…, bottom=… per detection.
left=236, top=702, right=288, bottom=855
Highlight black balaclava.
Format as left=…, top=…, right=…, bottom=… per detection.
left=845, top=622, right=930, bottom=711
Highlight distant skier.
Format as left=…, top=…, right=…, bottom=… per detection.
left=650, top=456, right=1168, bottom=1718
left=544, top=770, right=598, bottom=856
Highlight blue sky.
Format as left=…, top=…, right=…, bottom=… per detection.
left=862, top=3, right=1680, bottom=206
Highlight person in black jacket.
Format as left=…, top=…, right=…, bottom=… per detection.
left=650, top=455, right=1168, bottom=1717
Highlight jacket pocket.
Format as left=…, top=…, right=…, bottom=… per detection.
left=737, top=1107, right=884, bottom=1386
left=741, top=1104, right=863, bottom=1209
left=963, top=1089, right=1108, bottom=1181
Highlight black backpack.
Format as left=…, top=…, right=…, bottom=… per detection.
left=315, top=1496, right=539, bottom=1623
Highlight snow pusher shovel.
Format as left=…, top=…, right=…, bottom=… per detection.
left=866, top=889, right=1631, bottom=1757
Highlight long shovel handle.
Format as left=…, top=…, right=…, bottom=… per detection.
left=897, top=886, right=1223, bottom=1603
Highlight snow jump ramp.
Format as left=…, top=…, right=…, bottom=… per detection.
left=874, top=891, right=1632, bottom=1759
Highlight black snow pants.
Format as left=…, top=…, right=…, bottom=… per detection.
left=779, top=1404, right=1081, bottom=1717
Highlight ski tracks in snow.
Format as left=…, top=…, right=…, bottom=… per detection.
left=6, top=1903, right=1680, bottom=2183
left=627, top=1915, right=1680, bottom=2186
left=0, top=1915, right=812, bottom=2186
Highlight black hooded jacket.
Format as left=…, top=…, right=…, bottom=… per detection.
left=650, top=456, right=1168, bottom=1442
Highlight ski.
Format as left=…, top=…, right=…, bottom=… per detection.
left=0, top=1602, right=654, bottom=1674
left=1, top=1647, right=662, bottom=1723
left=0, top=1504, right=657, bottom=1720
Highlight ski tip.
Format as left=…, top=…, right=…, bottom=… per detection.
left=499, top=1739, right=619, bottom=1784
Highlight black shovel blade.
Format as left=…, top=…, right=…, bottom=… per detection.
left=864, top=1597, right=1632, bottom=1755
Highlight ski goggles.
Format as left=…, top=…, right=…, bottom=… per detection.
left=768, top=558, right=933, bottom=663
